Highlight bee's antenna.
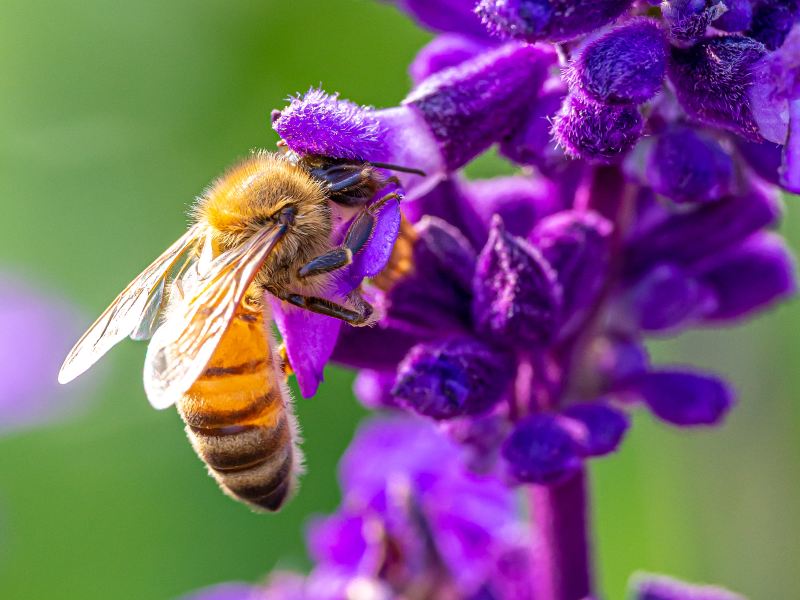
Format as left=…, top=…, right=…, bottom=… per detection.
left=366, top=161, right=426, bottom=177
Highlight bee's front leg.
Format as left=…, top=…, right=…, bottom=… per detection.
left=298, top=192, right=402, bottom=279
left=269, top=287, right=374, bottom=326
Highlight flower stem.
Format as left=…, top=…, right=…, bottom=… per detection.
left=530, top=469, right=594, bottom=600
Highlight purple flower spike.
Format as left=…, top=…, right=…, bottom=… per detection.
left=472, top=216, right=562, bottom=346
left=646, top=126, right=733, bottom=203
left=661, top=0, right=727, bottom=42
left=622, top=370, right=734, bottom=426
left=502, top=413, right=582, bottom=484
left=475, top=0, right=635, bottom=43
left=553, top=93, right=644, bottom=161
left=697, top=232, right=797, bottom=321
left=273, top=88, right=386, bottom=160
left=410, top=34, right=490, bottom=84
left=393, top=338, right=515, bottom=419
left=712, top=0, right=753, bottom=32
left=668, top=36, right=768, bottom=141
left=629, top=572, right=746, bottom=600
left=404, top=42, right=555, bottom=171
left=568, top=19, right=667, bottom=105
left=623, top=264, right=716, bottom=331
left=531, top=210, right=613, bottom=336
left=748, top=0, right=800, bottom=50
left=562, top=402, right=630, bottom=457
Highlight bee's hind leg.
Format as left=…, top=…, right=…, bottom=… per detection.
left=268, top=287, right=373, bottom=326
left=298, top=192, right=402, bottom=280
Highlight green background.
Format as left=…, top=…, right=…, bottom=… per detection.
left=0, top=1, right=798, bottom=598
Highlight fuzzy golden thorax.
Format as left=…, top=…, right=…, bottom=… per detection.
left=192, top=151, right=334, bottom=294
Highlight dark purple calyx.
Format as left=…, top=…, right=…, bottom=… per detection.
left=668, top=35, right=768, bottom=141
left=472, top=216, right=562, bottom=347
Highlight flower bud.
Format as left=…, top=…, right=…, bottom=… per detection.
left=472, top=216, right=562, bottom=346
left=697, top=232, right=797, bottom=321
left=552, top=93, right=643, bottom=161
left=502, top=413, right=582, bottom=484
left=620, top=369, right=734, bottom=426
left=562, top=402, right=630, bottom=457
left=393, top=338, right=514, bottom=419
left=475, top=0, right=634, bottom=43
left=646, top=125, right=734, bottom=203
left=567, top=19, right=667, bottom=105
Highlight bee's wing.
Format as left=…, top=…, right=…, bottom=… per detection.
left=143, top=223, right=287, bottom=410
left=58, top=224, right=205, bottom=384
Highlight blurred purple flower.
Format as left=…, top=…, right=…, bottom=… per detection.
left=0, top=272, right=93, bottom=433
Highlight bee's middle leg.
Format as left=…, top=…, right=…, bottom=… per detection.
left=269, top=287, right=373, bottom=326
left=298, top=192, right=402, bottom=280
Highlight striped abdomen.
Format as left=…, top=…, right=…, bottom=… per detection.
left=177, top=305, right=300, bottom=511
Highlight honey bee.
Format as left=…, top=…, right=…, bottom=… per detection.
left=58, top=150, right=422, bottom=511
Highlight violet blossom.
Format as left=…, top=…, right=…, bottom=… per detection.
left=187, top=1, right=800, bottom=598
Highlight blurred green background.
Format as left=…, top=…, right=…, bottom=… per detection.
left=0, top=1, right=798, bottom=598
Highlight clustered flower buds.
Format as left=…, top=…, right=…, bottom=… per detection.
left=190, top=1, right=800, bottom=598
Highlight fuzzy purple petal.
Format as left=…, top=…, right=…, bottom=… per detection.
left=475, top=0, right=635, bottom=43
left=629, top=572, right=746, bottom=600
left=393, top=338, right=515, bottom=419
left=553, top=93, right=644, bottom=162
left=502, top=413, right=583, bottom=484
left=404, top=42, right=555, bottom=170
left=568, top=18, right=667, bottom=105
left=621, top=369, right=734, bottom=426
left=667, top=35, right=768, bottom=141
left=473, top=216, right=562, bottom=346
left=273, top=88, right=386, bottom=160
left=696, top=232, right=797, bottom=321
left=270, top=299, right=341, bottom=398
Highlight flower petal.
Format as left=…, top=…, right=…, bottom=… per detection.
left=561, top=401, right=630, bottom=457
left=270, top=298, right=341, bottom=398
left=502, top=413, right=582, bottom=484
left=409, top=34, right=491, bottom=84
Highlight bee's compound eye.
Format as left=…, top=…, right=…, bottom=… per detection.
left=278, top=205, right=296, bottom=226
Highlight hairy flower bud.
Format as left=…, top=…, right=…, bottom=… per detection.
left=553, top=93, right=643, bottom=161
left=567, top=19, right=667, bottom=105
left=393, top=338, right=514, bottom=419
left=475, top=0, right=635, bottom=43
